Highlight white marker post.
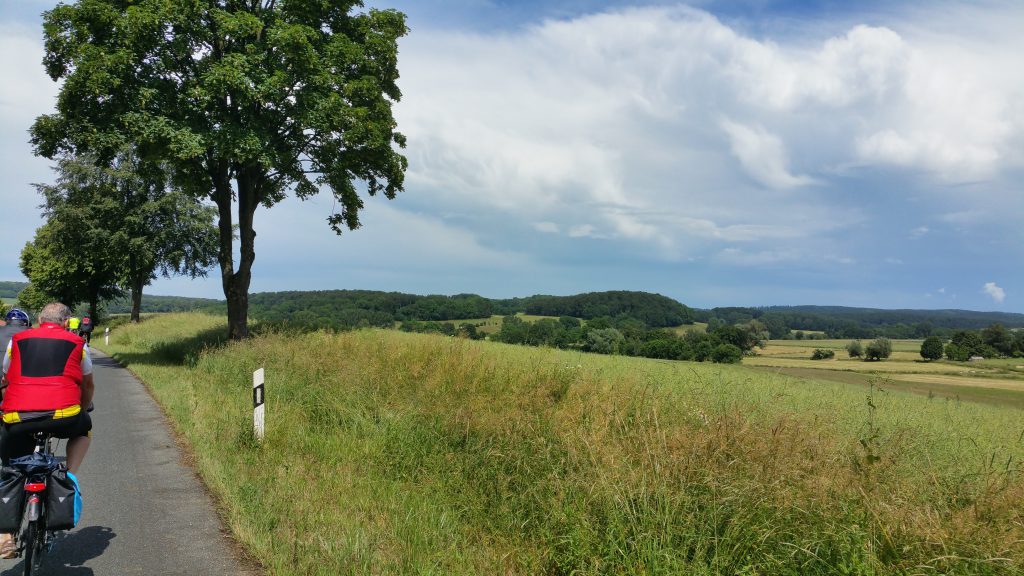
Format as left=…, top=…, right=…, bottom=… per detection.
left=253, top=368, right=265, bottom=442
left=104, top=327, right=110, bottom=345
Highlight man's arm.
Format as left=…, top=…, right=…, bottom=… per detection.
left=1, top=341, right=10, bottom=390
left=79, top=373, right=94, bottom=408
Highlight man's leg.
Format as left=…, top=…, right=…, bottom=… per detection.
left=66, top=435, right=91, bottom=474
left=0, top=425, right=31, bottom=558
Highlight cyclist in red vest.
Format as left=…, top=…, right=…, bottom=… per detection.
left=0, top=302, right=94, bottom=556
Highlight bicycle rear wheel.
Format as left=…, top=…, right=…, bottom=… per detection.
left=21, top=520, right=36, bottom=576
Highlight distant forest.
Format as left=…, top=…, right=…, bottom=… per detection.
left=7, top=282, right=1024, bottom=338
left=0, top=281, right=28, bottom=299
left=699, top=305, right=1024, bottom=339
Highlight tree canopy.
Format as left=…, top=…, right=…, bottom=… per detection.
left=24, top=153, right=218, bottom=321
left=32, top=0, right=409, bottom=338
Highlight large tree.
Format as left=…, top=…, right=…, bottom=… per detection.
left=35, top=153, right=219, bottom=322
left=32, top=1, right=409, bottom=338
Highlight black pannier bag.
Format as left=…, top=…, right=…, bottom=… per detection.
left=0, top=467, right=24, bottom=532
left=46, top=468, right=82, bottom=530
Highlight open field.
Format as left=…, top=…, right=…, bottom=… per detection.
left=97, top=314, right=1024, bottom=575
left=748, top=339, right=1024, bottom=409
left=671, top=321, right=707, bottom=334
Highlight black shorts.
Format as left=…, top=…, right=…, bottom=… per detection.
left=0, top=412, right=92, bottom=463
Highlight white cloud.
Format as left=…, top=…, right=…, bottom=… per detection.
left=909, top=226, right=929, bottom=239
left=533, top=221, right=559, bottom=233
left=395, top=3, right=1024, bottom=270
left=983, top=282, right=1006, bottom=303
left=720, top=119, right=815, bottom=189
left=715, top=248, right=801, bottom=266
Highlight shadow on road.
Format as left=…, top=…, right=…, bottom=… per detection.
left=0, top=525, right=116, bottom=576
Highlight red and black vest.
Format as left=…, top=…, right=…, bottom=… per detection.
left=3, top=322, right=84, bottom=412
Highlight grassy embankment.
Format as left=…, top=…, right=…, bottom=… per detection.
left=98, top=313, right=1024, bottom=575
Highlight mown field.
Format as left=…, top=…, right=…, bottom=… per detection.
left=749, top=339, right=1024, bottom=408
left=97, top=314, right=1024, bottom=575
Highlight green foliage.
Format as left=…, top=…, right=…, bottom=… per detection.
left=0, top=281, right=28, bottom=299
left=521, top=291, right=693, bottom=327
left=920, top=336, right=945, bottom=361
left=811, top=348, right=836, bottom=360
left=863, top=338, right=892, bottom=361
left=32, top=0, right=410, bottom=338
left=981, top=323, right=1014, bottom=357
left=700, top=305, right=1024, bottom=340
left=846, top=340, right=864, bottom=358
left=19, top=217, right=122, bottom=313
left=30, top=153, right=219, bottom=320
left=16, top=284, right=49, bottom=314
left=945, top=343, right=969, bottom=362
left=584, top=328, right=624, bottom=354
left=711, top=343, right=744, bottom=363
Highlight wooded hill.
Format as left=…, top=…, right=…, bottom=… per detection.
left=6, top=281, right=1024, bottom=337
left=700, top=305, right=1024, bottom=339
left=0, top=281, right=28, bottom=299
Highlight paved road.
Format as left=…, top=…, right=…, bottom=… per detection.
left=0, top=325, right=258, bottom=575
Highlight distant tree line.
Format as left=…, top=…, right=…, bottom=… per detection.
left=938, top=324, right=1024, bottom=360
left=696, top=306, right=1024, bottom=340
left=225, top=290, right=693, bottom=331
left=491, top=315, right=759, bottom=364
left=0, top=282, right=28, bottom=299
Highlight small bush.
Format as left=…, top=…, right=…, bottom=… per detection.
left=846, top=340, right=863, bottom=358
left=810, top=348, right=835, bottom=360
left=711, top=343, right=743, bottom=363
left=863, top=338, right=892, bottom=361
left=945, top=343, right=969, bottom=361
left=920, top=336, right=944, bottom=361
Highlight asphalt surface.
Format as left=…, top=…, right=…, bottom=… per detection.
left=0, top=324, right=258, bottom=575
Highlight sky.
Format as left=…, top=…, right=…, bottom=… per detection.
left=1, top=1, right=1022, bottom=311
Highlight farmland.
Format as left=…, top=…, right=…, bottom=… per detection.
left=747, top=338, right=1024, bottom=408
left=97, top=313, right=1024, bottom=575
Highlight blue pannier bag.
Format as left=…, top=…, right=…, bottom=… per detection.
left=46, top=468, right=82, bottom=530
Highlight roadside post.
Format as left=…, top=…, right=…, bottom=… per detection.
left=253, top=368, right=265, bottom=441
left=104, top=327, right=110, bottom=345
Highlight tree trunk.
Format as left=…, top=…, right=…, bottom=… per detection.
left=225, top=274, right=250, bottom=340
left=212, top=160, right=259, bottom=340
left=88, top=297, right=98, bottom=323
left=131, top=276, right=144, bottom=322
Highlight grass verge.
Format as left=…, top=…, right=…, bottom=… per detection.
left=97, top=313, right=1024, bottom=575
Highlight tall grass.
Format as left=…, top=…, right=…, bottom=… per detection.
left=100, top=314, right=1024, bottom=575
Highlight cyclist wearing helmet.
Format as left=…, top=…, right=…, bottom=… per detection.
left=3, top=309, right=31, bottom=328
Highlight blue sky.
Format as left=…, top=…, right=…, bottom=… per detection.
left=1, top=1, right=1022, bottom=311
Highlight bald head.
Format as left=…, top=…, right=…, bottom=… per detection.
left=39, top=302, right=73, bottom=325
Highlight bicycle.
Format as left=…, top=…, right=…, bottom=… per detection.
left=9, top=433, right=61, bottom=576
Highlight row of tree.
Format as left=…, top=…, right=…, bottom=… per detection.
left=701, top=307, right=1024, bottom=340
left=918, top=324, right=1024, bottom=361
left=18, top=154, right=218, bottom=322
left=490, top=315, right=758, bottom=364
